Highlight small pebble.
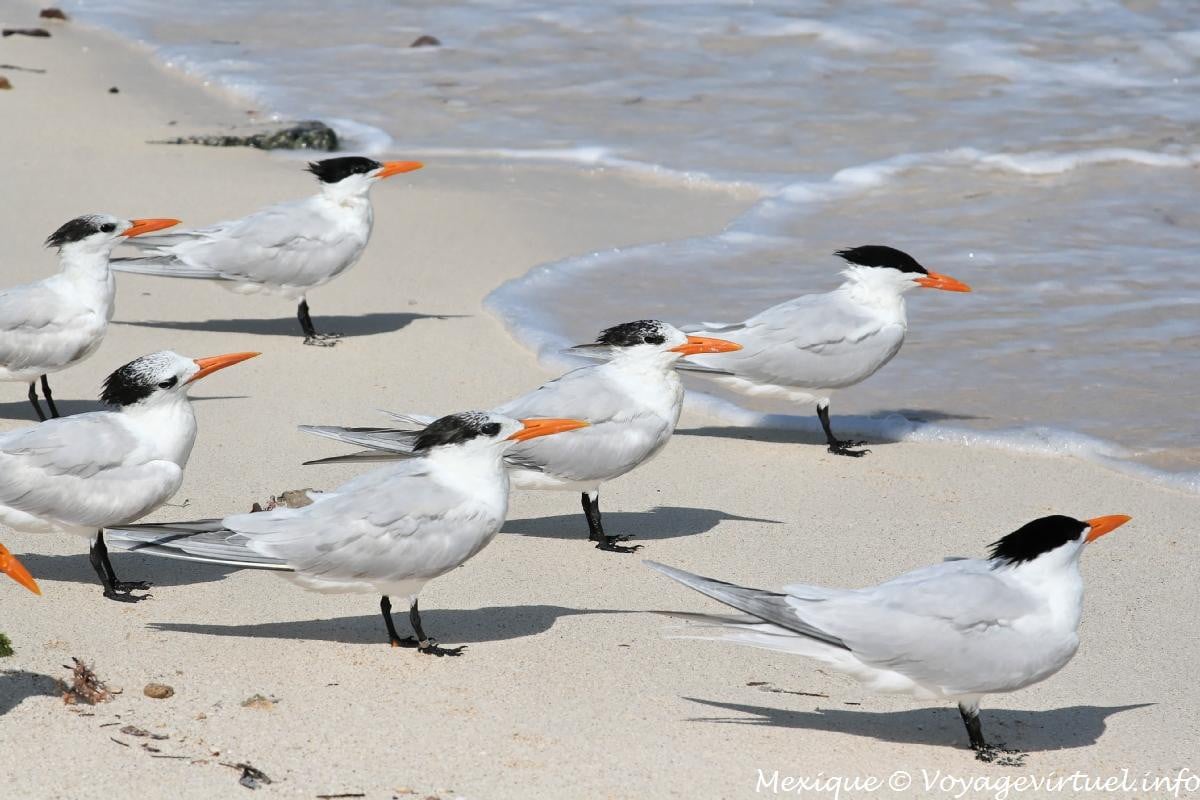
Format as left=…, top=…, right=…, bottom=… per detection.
left=108, top=86, right=119, bottom=94
left=410, top=35, right=441, bottom=48
left=0, top=77, right=11, bottom=90
left=143, top=682, right=175, bottom=699
left=40, top=8, right=69, bottom=20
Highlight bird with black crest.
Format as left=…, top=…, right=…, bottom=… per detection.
left=105, top=411, right=589, bottom=656
left=0, top=349, right=258, bottom=601
left=0, top=214, right=179, bottom=419
left=649, top=512, right=1131, bottom=759
left=111, top=156, right=423, bottom=345
left=679, top=246, right=971, bottom=456
left=298, top=320, right=741, bottom=553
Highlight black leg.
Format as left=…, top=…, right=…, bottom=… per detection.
left=40, top=375, right=60, bottom=418
left=89, top=533, right=150, bottom=602
left=959, top=703, right=987, bottom=751
left=27, top=382, right=47, bottom=422
left=409, top=599, right=464, bottom=657
left=381, top=595, right=417, bottom=648
left=298, top=298, right=340, bottom=347
left=581, top=490, right=641, bottom=553
left=817, top=402, right=869, bottom=457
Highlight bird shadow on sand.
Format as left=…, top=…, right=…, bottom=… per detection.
left=149, top=605, right=627, bottom=646
left=682, top=697, right=1154, bottom=753
left=0, top=670, right=61, bottom=717
left=13, top=551, right=238, bottom=589
left=677, top=408, right=984, bottom=449
left=502, top=506, right=782, bottom=542
left=115, top=311, right=463, bottom=339
left=0, top=394, right=247, bottom=422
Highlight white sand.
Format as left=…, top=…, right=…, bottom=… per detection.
left=1, top=12, right=1197, bottom=799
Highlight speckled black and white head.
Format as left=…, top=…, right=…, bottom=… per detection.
left=45, top=214, right=180, bottom=258
left=835, top=245, right=971, bottom=295
left=307, top=156, right=424, bottom=197
left=100, top=350, right=259, bottom=409
left=413, top=411, right=588, bottom=456
left=566, top=320, right=741, bottom=366
left=988, top=513, right=1131, bottom=568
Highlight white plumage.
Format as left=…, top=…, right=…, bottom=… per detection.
left=649, top=512, right=1130, bottom=756
left=683, top=245, right=970, bottom=456
left=0, top=214, right=179, bottom=419
left=299, top=320, right=741, bottom=552
left=105, top=412, right=589, bottom=655
left=112, top=156, right=422, bottom=345
left=0, top=349, right=258, bottom=600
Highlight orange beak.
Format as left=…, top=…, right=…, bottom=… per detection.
left=377, top=161, right=424, bottom=179
left=186, top=351, right=260, bottom=384
left=122, top=218, right=181, bottom=238
left=669, top=335, right=743, bottom=356
left=508, top=418, right=590, bottom=442
left=915, top=271, right=971, bottom=292
left=1085, top=514, right=1131, bottom=543
left=0, top=544, right=41, bottom=596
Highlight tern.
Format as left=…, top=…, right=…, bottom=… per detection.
left=648, top=513, right=1131, bottom=757
left=0, top=214, right=180, bottom=420
left=0, top=543, right=40, bottom=595
left=111, top=156, right=424, bottom=346
left=681, top=246, right=970, bottom=456
left=0, top=349, right=259, bottom=601
left=104, top=412, right=589, bottom=656
left=299, top=320, right=741, bottom=552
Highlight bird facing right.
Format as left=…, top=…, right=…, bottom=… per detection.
left=648, top=513, right=1131, bottom=759
left=104, top=412, right=589, bottom=656
left=680, top=245, right=970, bottom=457
left=0, top=214, right=180, bottom=420
left=111, top=156, right=423, bottom=346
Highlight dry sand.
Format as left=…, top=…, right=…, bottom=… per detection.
left=1, top=11, right=1198, bottom=800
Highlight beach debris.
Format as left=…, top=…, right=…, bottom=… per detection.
left=0, top=63, right=47, bottom=73
left=143, top=682, right=175, bottom=699
left=222, top=762, right=272, bottom=790
left=2, top=28, right=52, bottom=38
left=252, top=488, right=317, bottom=513
left=60, top=658, right=112, bottom=705
left=240, top=693, right=278, bottom=710
left=0, top=77, right=11, bottom=91
left=150, top=120, right=339, bottom=151
left=317, top=794, right=365, bottom=799
left=410, top=35, right=441, bottom=48
left=39, top=8, right=69, bottom=20
left=0, top=632, right=13, bottom=656
left=746, top=680, right=828, bottom=698
left=120, top=724, right=169, bottom=740
left=108, top=86, right=119, bottom=94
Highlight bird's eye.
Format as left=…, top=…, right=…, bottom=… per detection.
left=481, top=422, right=502, bottom=436
left=643, top=335, right=666, bottom=345
left=100, top=223, right=117, bottom=233
left=157, top=377, right=178, bottom=389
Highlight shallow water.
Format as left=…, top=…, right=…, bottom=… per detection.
left=68, top=0, right=1200, bottom=488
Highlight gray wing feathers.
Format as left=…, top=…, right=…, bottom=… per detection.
left=646, top=561, right=849, bottom=650
left=110, top=255, right=226, bottom=279
left=104, top=520, right=292, bottom=570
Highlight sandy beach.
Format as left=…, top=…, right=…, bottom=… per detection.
left=1, top=10, right=1199, bottom=800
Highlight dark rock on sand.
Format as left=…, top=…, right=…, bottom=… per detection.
left=2, top=28, right=52, bottom=38
left=39, top=8, right=69, bottom=20
left=151, top=120, right=339, bottom=152
left=0, top=77, right=12, bottom=91
left=411, top=35, right=441, bottom=47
